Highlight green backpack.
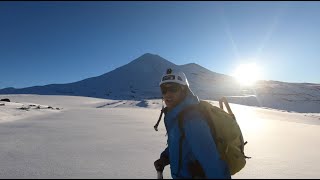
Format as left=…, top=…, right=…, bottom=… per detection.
left=177, top=97, right=250, bottom=176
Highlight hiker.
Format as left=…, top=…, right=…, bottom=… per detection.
left=154, top=68, right=231, bottom=179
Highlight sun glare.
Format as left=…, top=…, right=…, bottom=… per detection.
left=233, top=63, right=262, bottom=86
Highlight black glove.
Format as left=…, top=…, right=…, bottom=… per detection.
left=188, top=160, right=206, bottom=178
left=154, top=156, right=170, bottom=172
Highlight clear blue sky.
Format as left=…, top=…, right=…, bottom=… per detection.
left=1, top=1, right=319, bottom=89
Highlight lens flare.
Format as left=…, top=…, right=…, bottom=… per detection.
left=233, top=63, right=262, bottom=86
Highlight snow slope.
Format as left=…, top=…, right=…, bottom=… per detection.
left=0, top=95, right=319, bottom=178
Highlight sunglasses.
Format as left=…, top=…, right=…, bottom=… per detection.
left=160, top=84, right=181, bottom=95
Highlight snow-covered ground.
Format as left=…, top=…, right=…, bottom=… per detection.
left=0, top=94, right=319, bottom=178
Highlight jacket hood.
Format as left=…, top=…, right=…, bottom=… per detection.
left=165, top=87, right=200, bottom=121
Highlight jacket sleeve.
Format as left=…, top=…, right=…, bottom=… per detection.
left=183, top=111, right=231, bottom=179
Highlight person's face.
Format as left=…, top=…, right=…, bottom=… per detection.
left=160, top=83, right=186, bottom=109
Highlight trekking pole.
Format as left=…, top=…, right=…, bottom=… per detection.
left=157, top=171, right=163, bottom=179
left=154, top=106, right=164, bottom=131
left=154, top=99, right=165, bottom=131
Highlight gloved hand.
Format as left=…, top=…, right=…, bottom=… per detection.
left=154, top=156, right=170, bottom=172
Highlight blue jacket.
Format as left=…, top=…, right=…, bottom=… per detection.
left=160, top=90, right=231, bottom=179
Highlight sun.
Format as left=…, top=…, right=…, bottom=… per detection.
left=233, top=63, right=262, bottom=86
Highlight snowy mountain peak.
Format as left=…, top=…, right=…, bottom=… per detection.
left=136, top=53, right=161, bottom=60
left=128, top=53, right=175, bottom=69
left=0, top=53, right=319, bottom=113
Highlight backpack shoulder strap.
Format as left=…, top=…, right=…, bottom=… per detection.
left=219, top=97, right=235, bottom=119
